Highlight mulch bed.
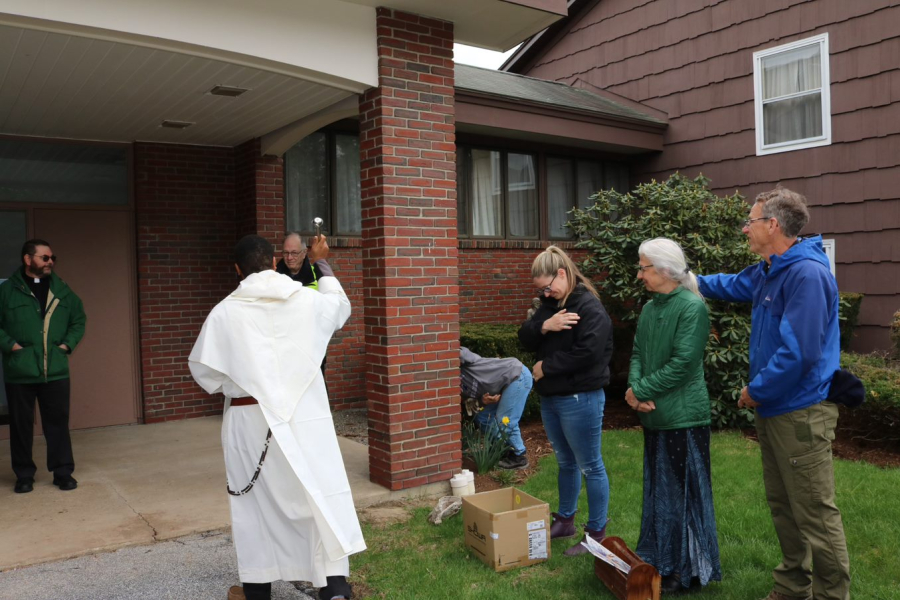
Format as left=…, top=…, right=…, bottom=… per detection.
left=471, top=395, right=899, bottom=494
left=742, top=425, right=900, bottom=469
left=472, top=397, right=644, bottom=493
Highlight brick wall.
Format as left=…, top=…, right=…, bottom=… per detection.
left=136, top=141, right=365, bottom=422
left=459, top=243, right=589, bottom=324
left=133, top=137, right=590, bottom=425
left=459, top=246, right=540, bottom=324
left=359, top=8, right=460, bottom=490
left=134, top=143, right=237, bottom=422
left=236, top=138, right=284, bottom=245
left=325, top=243, right=367, bottom=408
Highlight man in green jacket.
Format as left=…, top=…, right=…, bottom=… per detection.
left=0, top=239, right=86, bottom=494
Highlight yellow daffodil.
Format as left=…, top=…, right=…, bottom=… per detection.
left=502, top=416, right=510, bottom=425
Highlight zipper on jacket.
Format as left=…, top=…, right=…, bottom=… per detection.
left=17, top=281, right=56, bottom=381
left=42, top=293, right=59, bottom=380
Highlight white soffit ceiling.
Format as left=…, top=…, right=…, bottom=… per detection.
left=0, top=24, right=353, bottom=147
left=344, top=0, right=565, bottom=51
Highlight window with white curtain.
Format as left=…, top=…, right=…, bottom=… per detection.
left=457, top=147, right=532, bottom=238
left=753, top=33, right=831, bottom=155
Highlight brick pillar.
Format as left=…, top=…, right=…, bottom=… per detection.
left=359, top=8, right=460, bottom=490
left=235, top=138, right=284, bottom=246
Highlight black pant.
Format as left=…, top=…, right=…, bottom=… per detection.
left=241, top=583, right=271, bottom=600
left=6, top=379, right=74, bottom=480
left=242, top=576, right=350, bottom=600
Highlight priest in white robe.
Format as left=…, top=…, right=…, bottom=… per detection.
left=189, top=234, right=365, bottom=600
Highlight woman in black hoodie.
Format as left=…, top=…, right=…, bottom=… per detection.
left=519, top=246, right=614, bottom=557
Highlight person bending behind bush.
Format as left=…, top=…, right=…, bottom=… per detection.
left=519, top=245, right=614, bottom=557
left=460, top=347, right=533, bottom=470
left=627, top=238, right=722, bottom=594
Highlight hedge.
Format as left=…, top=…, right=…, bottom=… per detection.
left=839, top=292, right=864, bottom=351
left=839, top=352, right=900, bottom=450
left=460, top=323, right=541, bottom=420
left=891, top=310, right=900, bottom=359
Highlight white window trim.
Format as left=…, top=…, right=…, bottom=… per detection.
left=822, top=238, right=836, bottom=278
left=753, top=33, right=832, bottom=156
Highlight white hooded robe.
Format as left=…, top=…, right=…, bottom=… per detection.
left=188, top=270, right=365, bottom=586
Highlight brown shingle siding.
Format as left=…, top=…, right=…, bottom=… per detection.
left=531, top=2, right=898, bottom=106
left=514, top=0, right=900, bottom=352
left=829, top=231, right=900, bottom=263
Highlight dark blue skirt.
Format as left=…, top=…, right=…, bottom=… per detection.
left=636, top=426, right=722, bottom=588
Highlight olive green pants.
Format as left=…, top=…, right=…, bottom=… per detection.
left=756, top=401, right=850, bottom=600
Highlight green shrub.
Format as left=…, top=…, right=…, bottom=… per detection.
left=460, top=323, right=541, bottom=420
left=891, top=310, right=900, bottom=359
left=838, top=292, right=864, bottom=351
left=568, top=173, right=758, bottom=428
left=840, top=352, right=900, bottom=450
left=461, top=419, right=511, bottom=474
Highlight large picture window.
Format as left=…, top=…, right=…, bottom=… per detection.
left=286, top=130, right=631, bottom=240
left=285, top=131, right=361, bottom=235
left=457, top=148, right=538, bottom=239
left=753, top=33, right=831, bottom=155
left=546, top=157, right=629, bottom=239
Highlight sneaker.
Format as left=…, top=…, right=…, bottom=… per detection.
left=498, top=452, right=528, bottom=470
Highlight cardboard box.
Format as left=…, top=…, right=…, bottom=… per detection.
left=462, top=487, right=551, bottom=572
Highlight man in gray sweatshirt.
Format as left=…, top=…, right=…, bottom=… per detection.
left=460, top=347, right=533, bottom=469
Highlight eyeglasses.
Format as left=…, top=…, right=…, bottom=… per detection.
left=31, top=254, right=57, bottom=262
left=282, top=250, right=306, bottom=258
left=538, top=272, right=558, bottom=296
left=637, top=264, right=654, bottom=272
left=742, top=217, right=769, bottom=228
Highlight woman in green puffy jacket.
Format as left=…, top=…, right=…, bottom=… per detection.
left=626, top=238, right=721, bottom=594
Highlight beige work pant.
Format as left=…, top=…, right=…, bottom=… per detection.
left=756, top=401, right=850, bottom=600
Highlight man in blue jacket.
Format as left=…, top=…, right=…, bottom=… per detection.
left=698, top=187, right=849, bottom=600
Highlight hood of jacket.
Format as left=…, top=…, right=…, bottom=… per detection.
left=766, top=235, right=830, bottom=277
left=231, top=270, right=303, bottom=301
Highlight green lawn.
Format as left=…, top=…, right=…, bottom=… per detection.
left=350, top=430, right=900, bottom=600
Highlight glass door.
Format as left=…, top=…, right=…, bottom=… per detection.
left=0, top=210, right=28, bottom=424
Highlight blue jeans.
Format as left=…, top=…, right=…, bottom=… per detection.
left=541, top=389, right=609, bottom=531
left=474, top=365, right=532, bottom=456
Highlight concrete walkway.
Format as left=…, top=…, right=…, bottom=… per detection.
left=0, top=416, right=447, bottom=571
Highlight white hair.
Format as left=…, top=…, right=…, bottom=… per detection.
left=638, top=238, right=702, bottom=298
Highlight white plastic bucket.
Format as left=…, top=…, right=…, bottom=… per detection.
left=461, top=469, right=476, bottom=495
left=450, top=474, right=468, bottom=497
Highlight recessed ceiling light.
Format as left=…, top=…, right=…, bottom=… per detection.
left=209, top=85, right=250, bottom=97
left=160, top=120, right=194, bottom=129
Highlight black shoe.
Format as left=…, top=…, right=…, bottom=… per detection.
left=498, top=452, right=528, bottom=470
left=661, top=575, right=683, bottom=595
left=318, top=576, right=351, bottom=600
left=14, top=478, right=34, bottom=494
left=53, top=475, right=78, bottom=491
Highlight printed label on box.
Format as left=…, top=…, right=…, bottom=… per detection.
left=526, top=520, right=546, bottom=531
left=528, top=529, right=548, bottom=560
